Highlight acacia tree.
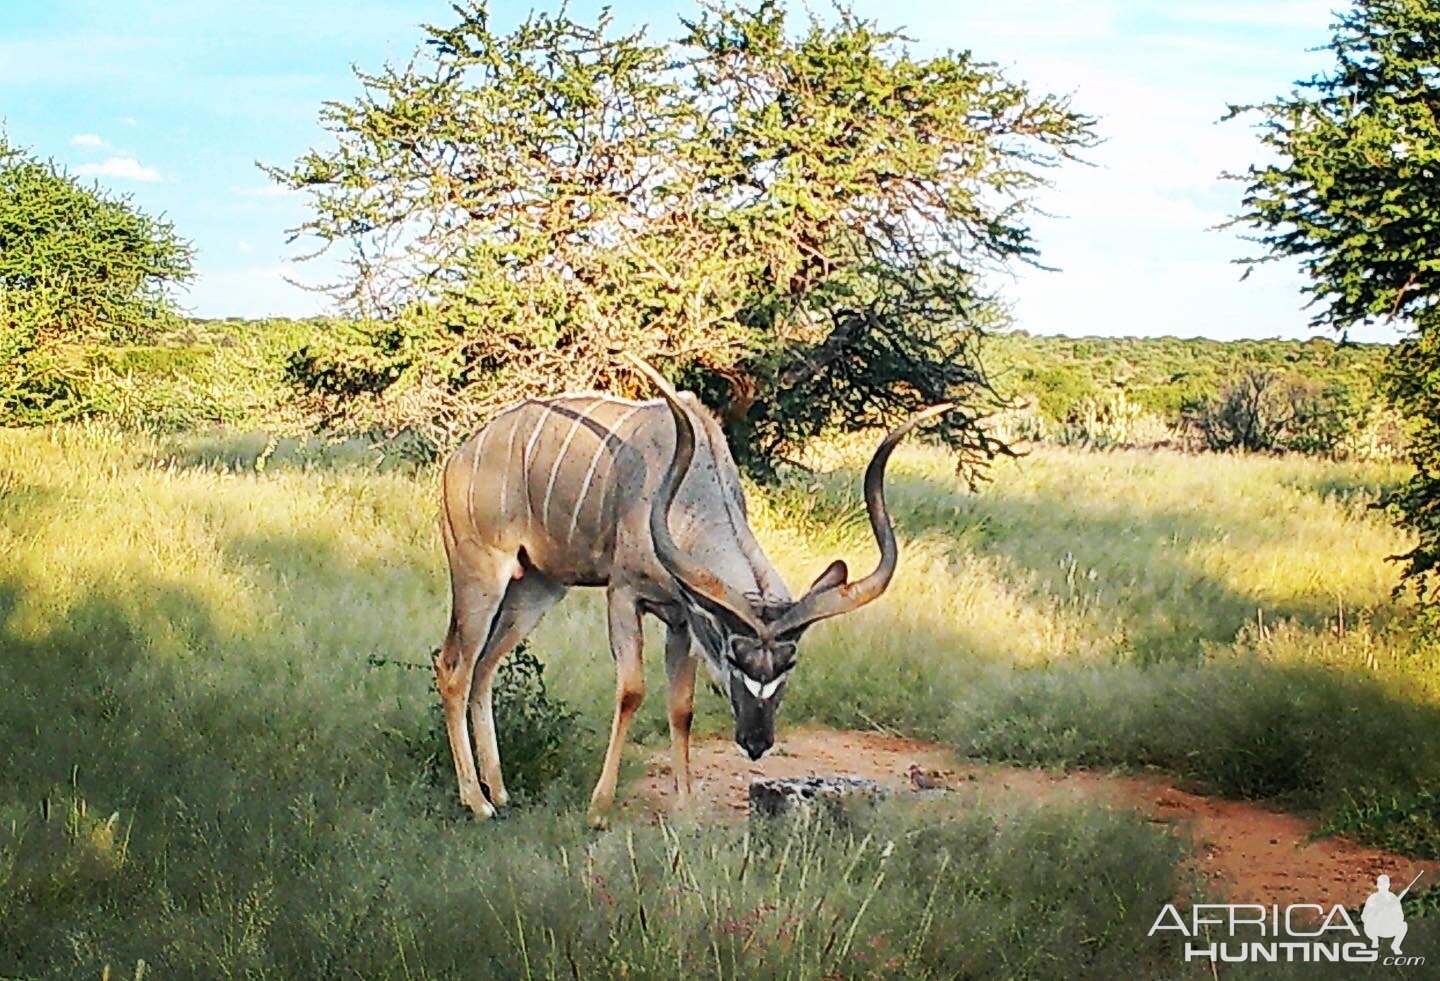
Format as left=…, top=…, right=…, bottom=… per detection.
left=271, top=1, right=1094, bottom=473
left=1229, top=0, right=1440, bottom=602
left=0, top=135, right=193, bottom=423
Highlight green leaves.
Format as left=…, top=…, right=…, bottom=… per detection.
left=1231, top=0, right=1440, bottom=331
left=0, top=136, right=193, bottom=346
left=1381, top=317, right=1440, bottom=600
left=0, top=134, right=193, bottom=424
left=1231, top=0, right=1440, bottom=602
left=271, top=1, right=1095, bottom=473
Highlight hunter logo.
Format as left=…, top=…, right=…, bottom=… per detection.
left=1363, top=874, right=1418, bottom=956
left=1149, top=872, right=1425, bottom=967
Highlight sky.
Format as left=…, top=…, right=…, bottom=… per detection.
left=0, top=0, right=1395, bottom=341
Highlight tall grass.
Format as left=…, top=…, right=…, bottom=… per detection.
left=762, top=443, right=1440, bottom=824
left=1, top=425, right=1436, bottom=976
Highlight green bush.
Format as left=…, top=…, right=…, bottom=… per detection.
left=372, top=644, right=585, bottom=807
left=1383, top=325, right=1440, bottom=603
left=1321, top=787, right=1440, bottom=861
left=1181, top=369, right=1371, bottom=457
left=0, top=134, right=192, bottom=425
left=1017, top=365, right=1099, bottom=422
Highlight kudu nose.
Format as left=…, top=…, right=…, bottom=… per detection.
left=739, top=734, right=772, bottom=761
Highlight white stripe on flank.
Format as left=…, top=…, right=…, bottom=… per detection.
left=541, top=398, right=601, bottom=529
left=499, top=409, right=521, bottom=518
left=522, top=403, right=548, bottom=524
left=465, top=425, right=490, bottom=530
left=567, top=404, right=643, bottom=542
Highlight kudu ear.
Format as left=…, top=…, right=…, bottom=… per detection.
left=805, top=560, right=849, bottom=597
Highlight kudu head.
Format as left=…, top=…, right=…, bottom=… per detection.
left=626, top=355, right=953, bottom=760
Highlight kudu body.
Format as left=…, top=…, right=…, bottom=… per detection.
left=435, top=357, right=947, bottom=824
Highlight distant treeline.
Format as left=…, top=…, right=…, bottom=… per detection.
left=984, top=332, right=1400, bottom=459
left=987, top=332, right=1385, bottom=421
left=6, top=319, right=1403, bottom=461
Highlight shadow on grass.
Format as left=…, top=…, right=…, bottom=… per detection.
left=1275, top=466, right=1410, bottom=508
left=149, top=428, right=428, bottom=474
left=0, top=492, right=620, bottom=979
left=0, top=556, right=1194, bottom=981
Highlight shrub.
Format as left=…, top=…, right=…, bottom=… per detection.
left=1321, top=787, right=1440, bottom=861
left=1017, top=364, right=1099, bottom=422
left=0, top=134, right=192, bottom=425
left=373, top=643, right=585, bottom=806
left=1182, top=368, right=1368, bottom=456
left=1056, top=389, right=1176, bottom=449
left=1383, top=324, right=1440, bottom=602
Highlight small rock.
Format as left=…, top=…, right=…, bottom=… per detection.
left=748, top=775, right=888, bottom=820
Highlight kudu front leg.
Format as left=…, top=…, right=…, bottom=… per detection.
left=663, top=626, right=697, bottom=808
left=588, top=589, right=646, bottom=829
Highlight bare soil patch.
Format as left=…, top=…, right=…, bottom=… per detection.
left=623, top=726, right=1437, bottom=909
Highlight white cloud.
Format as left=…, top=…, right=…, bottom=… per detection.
left=118, top=115, right=138, bottom=127
left=237, top=240, right=254, bottom=253
left=69, top=133, right=107, bottom=149
left=74, top=156, right=161, bottom=182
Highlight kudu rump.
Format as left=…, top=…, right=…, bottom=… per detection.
left=434, top=356, right=950, bottom=825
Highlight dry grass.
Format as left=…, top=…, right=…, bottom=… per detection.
left=1, top=424, right=1436, bottom=978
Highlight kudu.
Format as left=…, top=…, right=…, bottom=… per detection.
left=434, top=355, right=950, bottom=825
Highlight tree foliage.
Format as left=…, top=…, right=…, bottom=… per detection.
left=1383, top=329, right=1440, bottom=598
left=0, top=134, right=193, bottom=424
left=270, top=0, right=1095, bottom=473
left=1230, top=0, right=1440, bottom=600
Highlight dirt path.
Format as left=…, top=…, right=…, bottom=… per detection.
left=623, top=727, right=1436, bottom=910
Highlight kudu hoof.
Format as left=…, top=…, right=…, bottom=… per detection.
left=461, top=792, right=496, bottom=820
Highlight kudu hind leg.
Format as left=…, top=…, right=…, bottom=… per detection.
left=588, top=589, right=646, bottom=828
left=436, top=550, right=517, bottom=818
left=468, top=572, right=565, bottom=807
